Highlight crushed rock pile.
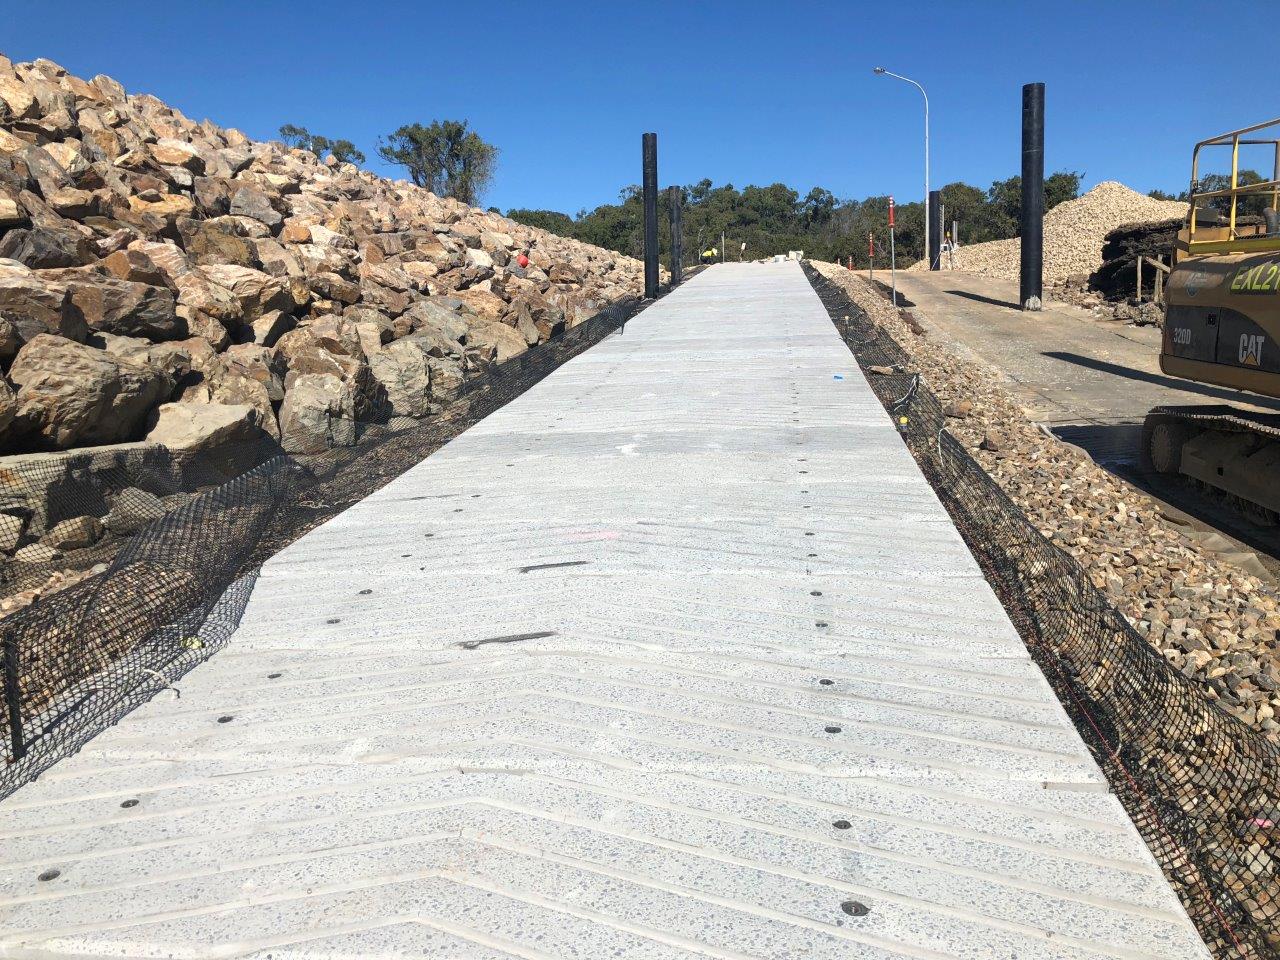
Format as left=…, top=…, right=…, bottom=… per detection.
left=912, top=181, right=1188, bottom=289
left=814, top=260, right=1280, bottom=739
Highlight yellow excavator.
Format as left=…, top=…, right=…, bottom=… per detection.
left=1143, top=117, right=1280, bottom=519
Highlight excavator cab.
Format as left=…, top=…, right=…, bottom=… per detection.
left=1144, top=118, right=1280, bottom=518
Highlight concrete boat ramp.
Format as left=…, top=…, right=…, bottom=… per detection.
left=0, top=263, right=1208, bottom=958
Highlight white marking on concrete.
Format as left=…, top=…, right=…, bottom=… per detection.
left=0, top=263, right=1208, bottom=958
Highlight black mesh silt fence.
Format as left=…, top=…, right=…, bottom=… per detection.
left=0, top=291, right=656, bottom=798
left=803, top=264, right=1279, bottom=960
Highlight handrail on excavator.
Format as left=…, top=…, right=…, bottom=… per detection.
left=1188, top=117, right=1280, bottom=252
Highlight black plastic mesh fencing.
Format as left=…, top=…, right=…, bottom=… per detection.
left=0, top=292, right=652, bottom=798
left=803, top=264, right=1279, bottom=960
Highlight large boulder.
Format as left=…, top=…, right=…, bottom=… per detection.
left=0, top=376, right=17, bottom=443
left=509, top=293, right=566, bottom=341
left=0, top=194, right=25, bottom=227
left=364, top=337, right=432, bottom=418
left=452, top=287, right=507, bottom=324
left=127, top=192, right=195, bottom=223
left=150, top=138, right=206, bottom=173
left=171, top=267, right=240, bottom=349
left=0, top=318, right=19, bottom=361
left=248, top=308, right=295, bottom=347
left=468, top=322, right=529, bottom=363
left=178, top=217, right=256, bottom=267
left=278, top=373, right=358, bottom=453
left=100, top=247, right=172, bottom=287
left=426, top=355, right=465, bottom=404
left=173, top=267, right=240, bottom=322
left=103, top=486, right=165, bottom=535
left=46, top=187, right=95, bottom=219
left=309, top=271, right=360, bottom=305
left=224, top=342, right=286, bottom=402
left=60, top=273, right=184, bottom=340
left=174, top=349, right=279, bottom=440
left=400, top=324, right=459, bottom=360
left=0, top=261, right=87, bottom=343
left=94, top=331, right=193, bottom=383
left=200, top=264, right=289, bottom=321
left=273, top=318, right=384, bottom=422
left=8, top=334, right=171, bottom=449
left=145, top=401, right=265, bottom=452
left=504, top=300, right=540, bottom=346
left=0, top=224, right=95, bottom=268
left=129, top=239, right=193, bottom=284
left=400, top=296, right=469, bottom=343
left=15, top=144, right=72, bottom=199
left=229, top=185, right=281, bottom=229
left=40, top=514, right=104, bottom=550
left=0, top=75, right=38, bottom=121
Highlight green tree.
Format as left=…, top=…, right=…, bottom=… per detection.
left=801, top=187, right=836, bottom=229
left=506, top=209, right=575, bottom=234
left=278, top=123, right=313, bottom=150
left=277, top=124, right=365, bottom=165
left=1046, top=170, right=1084, bottom=210
left=377, top=120, right=498, bottom=205
left=986, top=170, right=1083, bottom=236
left=938, top=181, right=1001, bottom=245
left=1195, top=169, right=1268, bottom=217
left=325, top=139, right=365, bottom=165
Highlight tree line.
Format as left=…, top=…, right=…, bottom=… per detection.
left=507, top=172, right=1084, bottom=267
left=275, top=118, right=1108, bottom=266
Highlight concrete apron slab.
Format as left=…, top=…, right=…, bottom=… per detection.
left=0, top=263, right=1208, bottom=959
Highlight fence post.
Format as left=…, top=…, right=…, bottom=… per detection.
left=3, top=626, right=23, bottom=763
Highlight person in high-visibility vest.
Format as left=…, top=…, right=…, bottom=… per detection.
left=701, top=247, right=717, bottom=264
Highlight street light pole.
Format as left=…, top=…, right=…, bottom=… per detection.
left=873, top=67, right=930, bottom=269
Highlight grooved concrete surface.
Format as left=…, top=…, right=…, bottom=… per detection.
left=0, top=263, right=1208, bottom=959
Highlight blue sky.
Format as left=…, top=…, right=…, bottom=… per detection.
left=5, top=1, right=1276, bottom=214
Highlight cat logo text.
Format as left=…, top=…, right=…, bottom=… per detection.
left=1239, top=333, right=1266, bottom=366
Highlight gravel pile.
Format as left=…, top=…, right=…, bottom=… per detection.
left=813, top=261, right=1280, bottom=739
left=912, top=181, right=1188, bottom=287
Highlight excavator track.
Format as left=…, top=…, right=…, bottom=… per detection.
left=1142, top=404, right=1280, bottom=519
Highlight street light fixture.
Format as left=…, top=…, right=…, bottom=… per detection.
left=873, top=66, right=930, bottom=268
